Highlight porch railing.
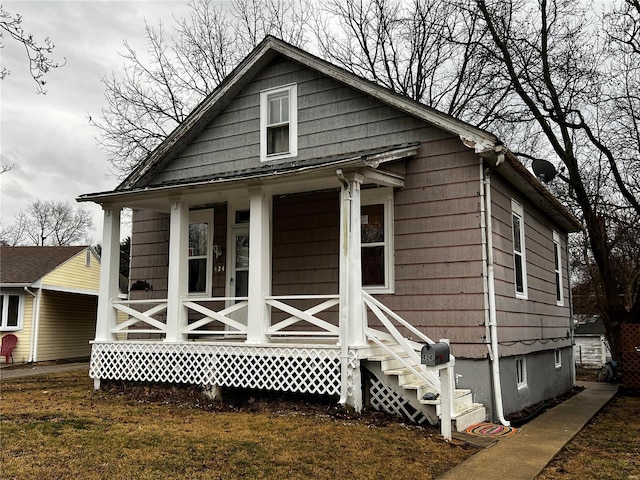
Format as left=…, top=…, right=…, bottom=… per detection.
left=363, top=291, right=444, bottom=392
left=112, top=299, right=168, bottom=336
left=265, top=295, right=340, bottom=338
left=183, top=297, right=248, bottom=336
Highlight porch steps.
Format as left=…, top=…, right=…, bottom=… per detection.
left=364, top=351, right=486, bottom=432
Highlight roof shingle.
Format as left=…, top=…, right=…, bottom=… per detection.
left=0, top=246, right=88, bottom=285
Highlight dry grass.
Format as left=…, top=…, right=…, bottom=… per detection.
left=0, top=371, right=474, bottom=479
left=538, top=392, right=640, bottom=479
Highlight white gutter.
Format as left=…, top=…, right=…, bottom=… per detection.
left=24, top=287, right=39, bottom=363
left=481, top=153, right=510, bottom=426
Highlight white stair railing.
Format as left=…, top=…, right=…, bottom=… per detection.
left=363, top=291, right=446, bottom=392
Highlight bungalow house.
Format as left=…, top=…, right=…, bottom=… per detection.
left=0, top=245, right=100, bottom=364
left=78, top=37, right=581, bottom=431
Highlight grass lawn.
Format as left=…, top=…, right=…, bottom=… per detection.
left=0, top=370, right=475, bottom=479
left=537, top=391, right=640, bottom=479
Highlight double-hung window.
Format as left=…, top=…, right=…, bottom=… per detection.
left=553, top=231, right=564, bottom=306
left=188, top=210, right=214, bottom=296
left=361, top=188, right=394, bottom=293
left=511, top=199, right=528, bottom=299
left=1, top=292, right=23, bottom=331
left=260, top=84, right=297, bottom=161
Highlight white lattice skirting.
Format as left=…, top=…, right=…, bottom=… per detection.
left=90, top=342, right=342, bottom=395
left=369, top=373, right=428, bottom=424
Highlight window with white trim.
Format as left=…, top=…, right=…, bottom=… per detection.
left=553, top=231, right=564, bottom=306
left=516, top=356, right=527, bottom=389
left=361, top=188, right=394, bottom=293
left=188, top=209, right=214, bottom=295
left=1, top=293, right=23, bottom=331
left=260, top=84, right=297, bottom=161
left=511, top=200, right=528, bottom=298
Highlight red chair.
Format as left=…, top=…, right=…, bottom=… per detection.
left=1, top=334, right=18, bottom=364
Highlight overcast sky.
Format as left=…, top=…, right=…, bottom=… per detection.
left=0, top=0, right=196, bottom=243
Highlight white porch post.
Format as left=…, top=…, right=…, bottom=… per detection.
left=339, top=172, right=367, bottom=348
left=165, top=199, right=189, bottom=342
left=246, top=186, right=272, bottom=344
left=338, top=171, right=366, bottom=411
left=95, top=206, right=121, bottom=342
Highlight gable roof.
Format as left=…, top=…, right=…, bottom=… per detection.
left=77, top=36, right=581, bottom=232
left=0, top=246, right=88, bottom=286
left=115, top=36, right=498, bottom=191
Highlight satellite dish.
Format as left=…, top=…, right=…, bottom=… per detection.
left=532, top=159, right=558, bottom=183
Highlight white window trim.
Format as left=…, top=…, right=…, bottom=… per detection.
left=0, top=292, right=25, bottom=332
left=511, top=199, right=528, bottom=299
left=361, top=187, right=395, bottom=294
left=188, top=209, right=214, bottom=296
left=260, top=84, right=298, bottom=162
left=553, top=230, right=564, bottom=306
left=516, top=356, right=527, bottom=389
left=554, top=349, right=562, bottom=369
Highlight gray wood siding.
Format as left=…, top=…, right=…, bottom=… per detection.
left=129, top=209, right=170, bottom=300
left=490, top=174, right=572, bottom=357
left=376, top=138, right=488, bottom=359
left=149, top=58, right=446, bottom=186
left=272, top=190, right=340, bottom=296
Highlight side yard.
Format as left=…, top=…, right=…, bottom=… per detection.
left=538, top=391, right=640, bottom=479
left=0, top=370, right=473, bottom=480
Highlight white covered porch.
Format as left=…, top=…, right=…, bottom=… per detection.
left=88, top=160, right=466, bottom=435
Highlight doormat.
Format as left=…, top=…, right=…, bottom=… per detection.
left=465, top=422, right=517, bottom=438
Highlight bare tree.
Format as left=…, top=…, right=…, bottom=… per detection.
left=0, top=200, right=93, bottom=246
left=469, top=0, right=640, bottom=358
left=0, top=4, right=65, bottom=93
left=312, top=0, right=507, bottom=123
left=91, top=0, right=310, bottom=177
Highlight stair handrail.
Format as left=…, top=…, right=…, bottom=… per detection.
left=362, top=291, right=446, bottom=392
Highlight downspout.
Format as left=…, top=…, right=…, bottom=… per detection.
left=336, top=168, right=350, bottom=406
left=24, top=287, right=40, bottom=363
left=567, top=238, right=576, bottom=386
left=482, top=154, right=510, bottom=426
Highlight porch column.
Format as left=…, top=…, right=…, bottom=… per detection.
left=339, top=172, right=367, bottom=348
left=246, top=186, right=272, bottom=344
left=95, top=206, right=121, bottom=342
left=165, top=199, right=189, bottom=342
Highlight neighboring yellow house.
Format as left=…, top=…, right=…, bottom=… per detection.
left=0, top=246, right=100, bottom=364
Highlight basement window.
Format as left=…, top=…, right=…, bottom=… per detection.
left=260, top=84, right=297, bottom=161
left=516, top=357, right=527, bottom=389
left=555, top=349, right=562, bottom=369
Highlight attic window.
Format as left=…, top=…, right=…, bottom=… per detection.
left=260, top=84, right=297, bottom=161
